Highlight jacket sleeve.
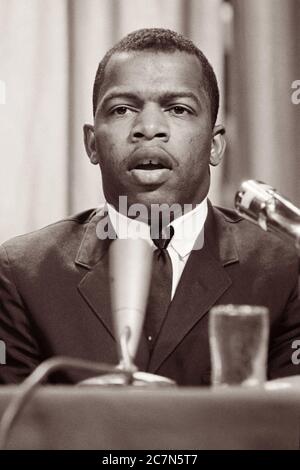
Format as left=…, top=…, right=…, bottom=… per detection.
left=267, top=268, right=300, bottom=380
left=0, top=244, right=41, bottom=383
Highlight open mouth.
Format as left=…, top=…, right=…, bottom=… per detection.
left=128, top=151, right=173, bottom=186
left=133, top=161, right=170, bottom=171
left=128, top=149, right=173, bottom=172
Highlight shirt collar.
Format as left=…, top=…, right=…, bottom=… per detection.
left=107, top=203, right=152, bottom=246
left=107, top=197, right=208, bottom=258
left=170, top=198, right=207, bottom=258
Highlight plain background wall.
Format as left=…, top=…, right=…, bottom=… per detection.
left=0, top=0, right=299, bottom=242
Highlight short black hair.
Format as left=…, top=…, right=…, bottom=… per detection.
left=92, top=28, right=219, bottom=126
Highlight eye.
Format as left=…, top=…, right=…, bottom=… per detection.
left=168, top=105, right=191, bottom=116
left=112, top=106, right=130, bottom=115
left=110, top=105, right=138, bottom=116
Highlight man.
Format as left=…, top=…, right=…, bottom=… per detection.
left=0, top=28, right=299, bottom=385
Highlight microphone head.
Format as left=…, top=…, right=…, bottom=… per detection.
left=235, top=180, right=300, bottom=249
left=109, top=238, right=153, bottom=363
left=235, top=180, right=275, bottom=230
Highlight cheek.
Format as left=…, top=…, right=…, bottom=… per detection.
left=177, top=135, right=210, bottom=185
left=188, top=128, right=211, bottom=148
left=176, top=122, right=211, bottom=150
left=184, top=133, right=211, bottom=166
left=95, top=130, right=122, bottom=169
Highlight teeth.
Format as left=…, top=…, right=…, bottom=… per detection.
left=142, top=159, right=158, bottom=164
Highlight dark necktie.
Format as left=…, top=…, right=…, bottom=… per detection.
left=144, top=226, right=174, bottom=350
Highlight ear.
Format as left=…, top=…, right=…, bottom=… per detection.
left=209, top=124, right=226, bottom=167
left=83, top=124, right=100, bottom=165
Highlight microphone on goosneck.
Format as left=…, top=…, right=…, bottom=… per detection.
left=109, top=238, right=176, bottom=385
left=235, top=180, right=300, bottom=257
left=109, top=238, right=153, bottom=371
left=80, top=237, right=176, bottom=386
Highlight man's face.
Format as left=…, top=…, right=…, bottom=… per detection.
left=86, top=51, right=216, bottom=213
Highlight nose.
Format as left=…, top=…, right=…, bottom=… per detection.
left=130, top=105, right=170, bottom=142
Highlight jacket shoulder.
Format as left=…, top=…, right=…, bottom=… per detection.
left=213, top=205, right=243, bottom=223
left=212, top=204, right=298, bottom=268
left=1, top=208, right=98, bottom=263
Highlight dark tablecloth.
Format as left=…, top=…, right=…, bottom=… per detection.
left=0, top=377, right=300, bottom=449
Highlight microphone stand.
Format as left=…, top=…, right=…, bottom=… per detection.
left=79, top=238, right=176, bottom=387
left=79, top=326, right=175, bottom=387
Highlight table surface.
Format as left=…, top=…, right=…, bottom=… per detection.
left=0, top=376, right=300, bottom=450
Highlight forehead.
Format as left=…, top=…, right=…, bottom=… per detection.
left=99, top=51, right=207, bottom=102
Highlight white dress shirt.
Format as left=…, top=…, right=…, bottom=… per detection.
left=107, top=198, right=208, bottom=299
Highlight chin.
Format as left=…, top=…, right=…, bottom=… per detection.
left=131, top=192, right=175, bottom=208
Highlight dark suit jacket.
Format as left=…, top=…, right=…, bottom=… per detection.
left=0, top=203, right=299, bottom=385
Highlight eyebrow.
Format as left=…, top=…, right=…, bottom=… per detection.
left=99, top=90, right=202, bottom=109
left=100, top=92, right=142, bottom=107
left=160, top=92, right=202, bottom=109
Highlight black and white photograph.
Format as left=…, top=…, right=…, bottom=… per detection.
left=0, top=0, right=300, bottom=456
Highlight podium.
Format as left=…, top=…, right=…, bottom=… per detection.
left=0, top=378, right=300, bottom=449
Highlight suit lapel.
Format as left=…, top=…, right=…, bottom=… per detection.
left=75, top=207, right=115, bottom=338
left=148, top=204, right=240, bottom=374
left=77, top=249, right=114, bottom=338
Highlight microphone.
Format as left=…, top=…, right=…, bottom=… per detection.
left=80, top=237, right=176, bottom=386
left=109, top=238, right=153, bottom=371
left=235, top=180, right=300, bottom=255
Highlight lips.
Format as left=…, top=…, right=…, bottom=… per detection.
left=127, top=147, right=173, bottom=186
left=128, top=147, right=173, bottom=171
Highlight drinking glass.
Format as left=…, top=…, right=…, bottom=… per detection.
left=209, top=305, right=269, bottom=387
